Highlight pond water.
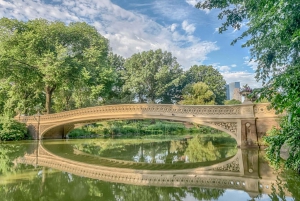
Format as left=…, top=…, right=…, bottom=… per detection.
left=0, top=136, right=299, bottom=201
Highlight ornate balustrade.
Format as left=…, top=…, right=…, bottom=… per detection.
left=18, top=103, right=268, bottom=124
left=15, top=103, right=280, bottom=147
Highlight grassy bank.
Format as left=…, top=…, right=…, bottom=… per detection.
left=68, top=119, right=227, bottom=139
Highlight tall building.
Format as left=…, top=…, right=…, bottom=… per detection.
left=226, top=82, right=241, bottom=101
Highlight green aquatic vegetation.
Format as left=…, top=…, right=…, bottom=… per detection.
left=68, top=119, right=226, bottom=138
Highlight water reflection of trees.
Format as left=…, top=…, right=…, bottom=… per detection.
left=0, top=143, right=28, bottom=175
left=185, top=136, right=221, bottom=162
left=1, top=143, right=300, bottom=201
left=74, top=136, right=237, bottom=164
left=0, top=168, right=225, bottom=201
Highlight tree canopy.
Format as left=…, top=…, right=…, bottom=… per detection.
left=179, top=82, right=215, bottom=105
left=123, top=49, right=183, bottom=103
left=183, top=65, right=226, bottom=105
left=224, top=99, right=242, bottom=105
left=195, top=0, right=300, bottom=171
left=196, top=0, right=300, bottom=82
left=0, top=18, right=113, bottom=114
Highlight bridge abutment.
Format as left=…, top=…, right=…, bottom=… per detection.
left=27, top=123, right=39, bottom=140
left=240, top=119, right=259, bottom=148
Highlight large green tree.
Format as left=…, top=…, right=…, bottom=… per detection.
left=179, top=82, right=215, bottom=105
left=105, top=53, right=133, bottom=104
left=123, top=49, right=183, bottom=103
left=195, top=0, right=300, bottom=171
left=183, top=65, right=226, bottom=105
left=0, top=18, right=112, bottom=115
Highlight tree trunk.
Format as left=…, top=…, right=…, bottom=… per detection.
left=45, top=86, right=55, bottom=114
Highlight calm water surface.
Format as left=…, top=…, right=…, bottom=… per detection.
left=0, top=136, right=299, bottom=201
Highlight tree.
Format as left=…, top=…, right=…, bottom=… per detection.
left=261, top=64, right=300, bottom=172
left=224, top=99, right=242, bottom=105
left=195, top=0, right=300, bottom=171
left=183, top=65, right=226, bottom=105
left=179, top=82, right=215, bottom=105
left=105, top=53, right=133, bottom=104
left=0, top=18, right=112, bottom=114
left=196, top=0, right=300, bottom=82
left=123, top=49, right=183, bottom=103
left=0, top=117, right=27, bottom=141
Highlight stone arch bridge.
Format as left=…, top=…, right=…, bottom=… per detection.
left=16, top=103, right=280, bottom=147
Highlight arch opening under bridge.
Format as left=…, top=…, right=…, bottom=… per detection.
left=16, top=103, right=280, bottom=148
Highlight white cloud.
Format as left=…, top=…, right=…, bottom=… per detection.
left=153, top=0, right=191, bottom=21
left=219, top=66, right=231, bottom=72
left=222, top=71, right=262, bottom=88
left=185, top=0, right=198, bottom=6
left=211, top=63, right=231, bottom=72
left=170, top=23, right=177, bottom=32
left=185, top=0, right=210, bottom=14
left=182, top=20, right=196, bottom=34
left=244, top=56, right=258, bottom=70
left=0, top=0, right=219, bottom=68
left=210, top=63, right=261, bottom=88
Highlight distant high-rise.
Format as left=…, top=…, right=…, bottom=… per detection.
left=226, top=82, right=241, bottom=101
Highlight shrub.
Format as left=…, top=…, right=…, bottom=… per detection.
left=0, top=117, right=27, bottom=141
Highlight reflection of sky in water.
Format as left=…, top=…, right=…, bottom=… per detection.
left=2, top=141, right=298, bottom=201
left=133, top=148, right=190, bottom=163
left=217, top=190, right=294, bottom=201
left=131, top=142, right=229, bottom=164
left=183, top=190, right=294, bottom=201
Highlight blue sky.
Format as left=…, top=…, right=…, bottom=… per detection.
left=0, top=0, right=261, bottom=87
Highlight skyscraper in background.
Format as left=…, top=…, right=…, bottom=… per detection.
left=226, top=82, right=241, bottom=101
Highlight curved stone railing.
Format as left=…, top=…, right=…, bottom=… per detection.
left=18, top=103, right=272, bottom=124
left=15, top=103, right=280, bottom=144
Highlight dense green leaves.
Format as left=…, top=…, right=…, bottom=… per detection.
left=123, top=49, right=183, bottom=103
left=260, top=64, right=300, bottom=172
left=179, top=82, right=215, bottom=105
left=0, top=17, right=227, bottom=117
left=196, top=0, right=300, bottom=83
left=224, top=99, right=242, bottom=105
left=183, top=65, right=226, bottom=104
left=195, top=0, right=300, bottom=171
left=0, top=18, right=112, bottom=115
left=105, top=53, right=133, bottom=104
left=0, top=117, right=27, bottom=141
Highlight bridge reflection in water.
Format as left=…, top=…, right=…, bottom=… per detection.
left=15, top=141, right=290, bottom=199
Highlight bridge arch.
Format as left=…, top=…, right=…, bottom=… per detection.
left=17, top=103, right=280, bottom=148
left=41, top=115, right=239, bottom=141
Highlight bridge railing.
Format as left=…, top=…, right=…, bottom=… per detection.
left=17, top=103, right=277, bottom=124
left=253, top=103, right=278, bottom=118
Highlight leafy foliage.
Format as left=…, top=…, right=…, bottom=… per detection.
left=0, top=18, right=113, bottom=115
left=105, top=53, right=133, bottom=104
left=123, top=49, right=183, bottom=103
left=224, top=99, right=242, bottom=105
left=183, top=65, right=226, bottom=104
left=259, top=64, right=300, bottom=172
left=195, top=0, right=300, bottom=172
left=184, top=136, right=221, bottom=162
left=179, top=82, right=215, bottom=105
left=196, top=0, right=300, bottom=82
left=0, top=117, right=27, bottom=141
